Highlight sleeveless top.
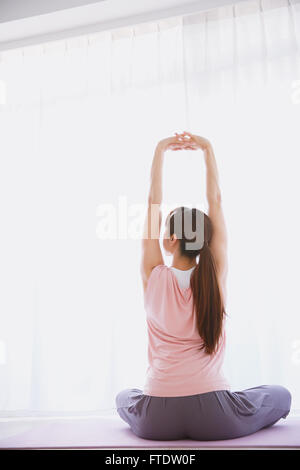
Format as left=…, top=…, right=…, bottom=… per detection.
left=143, top=264, right=230, bottom=397
left=170, top=266, right=197, bottom=289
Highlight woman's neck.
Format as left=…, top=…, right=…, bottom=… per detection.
left=171, top=255, right=197, bottom=271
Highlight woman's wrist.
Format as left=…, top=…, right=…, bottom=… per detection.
left=156, top=141, right=167, bottom=153
left=202, top=141, right=213, bottom=156
left=199, top=139, right=212, bottom=152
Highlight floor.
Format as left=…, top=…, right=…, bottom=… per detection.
left=0, top=414, right=299, bottom=449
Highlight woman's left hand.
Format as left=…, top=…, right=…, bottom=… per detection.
left=157, top=132, right=198, bottom=152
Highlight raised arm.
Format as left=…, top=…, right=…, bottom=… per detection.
left=140, top=143, right=165, bottom=295
left=177, top=132, right=228, bottom=304
left=140, top=135, right=194, bottom=295
left=204, top=143, right=228, bottom=288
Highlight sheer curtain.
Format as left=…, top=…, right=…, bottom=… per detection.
left=0, top=0, right=299, bottom=417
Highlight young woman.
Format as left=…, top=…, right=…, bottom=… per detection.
left=115, top=131, right=292, bottom=441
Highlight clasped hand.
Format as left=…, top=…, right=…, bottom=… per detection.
left=158, top=131, right=211, bottom=152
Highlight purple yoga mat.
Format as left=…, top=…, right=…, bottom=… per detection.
left=0, top=416, right=299, bottom=448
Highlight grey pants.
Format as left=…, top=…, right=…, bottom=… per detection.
left=115, top=385, right=292, bottom=441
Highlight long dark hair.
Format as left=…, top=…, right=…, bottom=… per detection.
left=167, top=206, right=227, bottom=355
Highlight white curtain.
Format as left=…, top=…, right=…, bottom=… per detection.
left=0, top=0, right=300, bottom=417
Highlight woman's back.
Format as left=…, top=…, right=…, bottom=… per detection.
left=143, top=264, right=230, bottom=397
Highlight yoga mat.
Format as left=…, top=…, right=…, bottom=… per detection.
left=0, top=416, right=299, bottom=449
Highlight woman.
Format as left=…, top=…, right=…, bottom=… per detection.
left=115, top=131, right=292, bottom=441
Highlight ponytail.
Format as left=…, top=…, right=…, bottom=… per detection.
left=168, top=206, right=226, bottom=355
left=190, top=240, right=226, bottom=355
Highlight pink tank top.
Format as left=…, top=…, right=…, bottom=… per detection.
left=143, top=264, right=230, bottom=397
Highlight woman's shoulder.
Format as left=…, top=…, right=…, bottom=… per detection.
left=144, top=264, right=168, bottom=306
left=145, top=264, right=167, bottom=286
left=151, top=263, right=169, bottom=276
left=155, top=263, right=167, bottom=270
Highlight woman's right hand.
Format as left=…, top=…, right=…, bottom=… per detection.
left=175, top=131, right=212, bottom=151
